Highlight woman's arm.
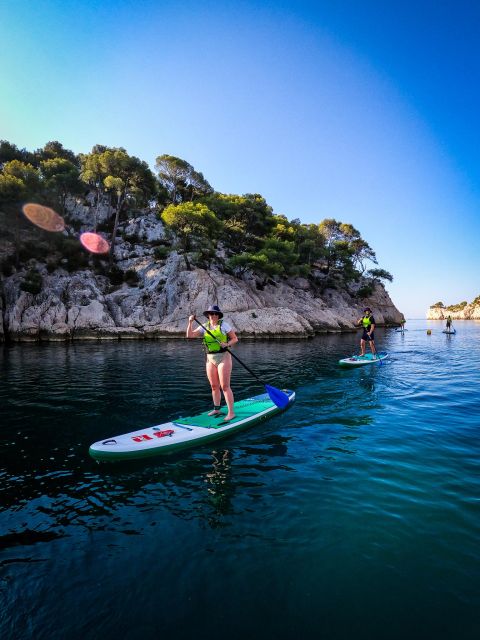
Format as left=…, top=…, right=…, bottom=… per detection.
left=186, top=315, right=202, bottom=339
left=222, top=330, right=238, bottom=349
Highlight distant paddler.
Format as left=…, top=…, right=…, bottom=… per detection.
left=446, top=315, right=453, bottom=331
left=186, top=305, right=238, bottom=422
left=357, top=307, right=378, bottom=357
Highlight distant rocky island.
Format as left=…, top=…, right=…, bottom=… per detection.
left=0, top=140, right=404, bottom=342
left=427, top=298, right=480, bottom=320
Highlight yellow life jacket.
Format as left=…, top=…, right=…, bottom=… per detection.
left=203, top=320, right=228, bottom=353
left=362, top=316, right=372, bottom=329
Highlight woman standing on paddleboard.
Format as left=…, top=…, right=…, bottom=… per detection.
left=357, top=307, right=377, bottom=357
left=187, top=305, right=238, bottom=422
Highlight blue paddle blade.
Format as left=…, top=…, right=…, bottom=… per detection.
left=265, top=385, right=290, bottom=409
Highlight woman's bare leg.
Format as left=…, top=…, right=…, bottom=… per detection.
left=206, top=360, right=221, bottom=414
left=218, top=355, right=235, bottom=421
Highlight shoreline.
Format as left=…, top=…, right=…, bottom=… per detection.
left=0, top=323, right=402, bottom=344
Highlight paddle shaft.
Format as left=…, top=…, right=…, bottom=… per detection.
left=193, top=317, right=263, bottom=384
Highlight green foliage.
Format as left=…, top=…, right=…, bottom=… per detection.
left=103, top=266, right=140, bottom=287
left=80, top=147, right=158, bottom=248
left=89, top=256, right=108, bottom=276
left=20, top=269, right=43, bottom=295
left=79, top=151, right=104, bottom=193
left=155, top=155, right=212, bottom=204
left=357, top=284, right=374, bottom=299
left=161, top=201, right=221, bottom=269
left=95, top=220, right=111, bottom=232
left=103, top=148, right=158, bottom=208
left=366, top=268, right=393, bottom=283
left=35, top=141, right=78, bottom=166
left=124, top=269, right=139, bottom=287
left=227, top=252, right=258, bottom=275
left=261, top=238, right=299, bottom=275
left=153, top=245, right=170, bottom=260
left=191, top=245, right=217, bottom=269
left=446, top=301, right=468, bottom=311
left=40, top=158, right=82, bottom=212
left=471, top=295, right=480, bottom=306
left=200, top=193, right=275, bottom=253
left=231, top=252, right=283, bottom=280
left=228, top=238, right=298, bottom=281
left=222, top=212, right=384, bottom=287
left=18, top=240, right=50, bottom=263
left=2, top=160, right=40, bottom=198
left=54, top=236, right=89, bottom=271
left=0, top=173, right=27, bottom=204
left=293, top=223, right=327, bottom=266
left=0, top=139, right=392, bottom=292
left=122, top=231, right=140, bottom=244
left=0, top=140, right=35, bottom=167
left=296, top=264, right=310, bottom=277
left=318, top=219, right=377, bottom=279
left=430, top=301, right=445, bottom=308
left=107, top=265, right=124, bottom=285
left=271, top=214, right=297, bottom=241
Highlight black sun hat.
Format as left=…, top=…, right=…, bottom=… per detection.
left=363, top=307, right=372, bottom=312
left=204, top=304, right=224, bottom=319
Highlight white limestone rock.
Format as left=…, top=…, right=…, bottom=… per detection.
left=426, top=303, right=480, bottom=320
left=65, top=193, right=112, bottom=228
left=1, top=238, right=404, bottom=340
left=122, top=212, right=167, bottom=243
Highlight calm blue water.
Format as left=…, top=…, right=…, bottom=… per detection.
left=1, top=320, right=480, bottom=640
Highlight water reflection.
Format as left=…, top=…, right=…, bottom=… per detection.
left=204, top=449, right=234, bottom=525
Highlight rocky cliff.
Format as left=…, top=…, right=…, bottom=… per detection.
left=0, top=211, right=404, bottom=342
left=426, top=304, right=480, bottom=320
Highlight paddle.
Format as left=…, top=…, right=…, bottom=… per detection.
left=193, top=317, right=291, bottom=409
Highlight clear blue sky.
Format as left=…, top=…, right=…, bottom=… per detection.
left=1, top=0, right=479, bottom=317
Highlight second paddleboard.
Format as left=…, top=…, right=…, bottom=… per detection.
left=339, top=352, right=388, bottom=367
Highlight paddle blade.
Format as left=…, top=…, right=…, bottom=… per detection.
left=265, top=385, right=290, bottom=409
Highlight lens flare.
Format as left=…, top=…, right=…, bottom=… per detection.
left=22, top=203, right=65, bottom=232
left=80, top=232, right=110, bottom=254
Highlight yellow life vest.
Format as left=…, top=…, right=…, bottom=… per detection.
left=203, top=320, right=228, bottom=353
left=362, top=316, right=372, bottom=329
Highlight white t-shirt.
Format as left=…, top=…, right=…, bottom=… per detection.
left=197, top=320, right=232, bottom=336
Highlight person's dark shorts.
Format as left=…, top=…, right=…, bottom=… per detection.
left=362, top=331, right=374, bottom=341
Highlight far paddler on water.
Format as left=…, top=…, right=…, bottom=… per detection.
left=338, top=307, right=388, bottom=367
left=443, top=315, right=456, bottom=334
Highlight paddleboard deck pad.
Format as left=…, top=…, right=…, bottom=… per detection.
left=442, top=330, right=456, bottom=334
left=339, top=352, right=388, bottom=367
left=89, top=390, right=295, bottom=462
